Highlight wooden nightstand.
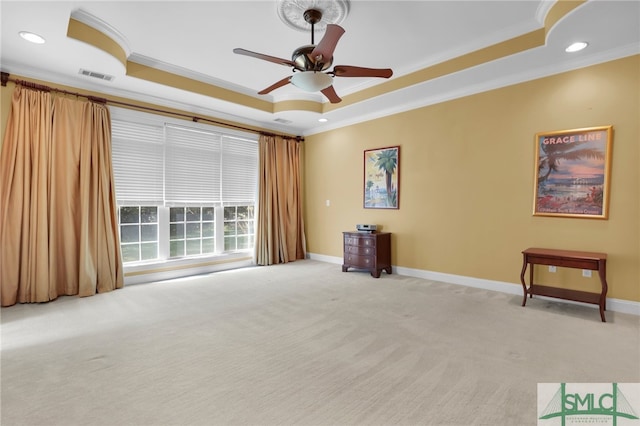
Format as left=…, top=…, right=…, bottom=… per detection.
left=342, top=232, right=391, bottom=278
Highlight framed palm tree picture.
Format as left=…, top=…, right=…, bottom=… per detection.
left=364, top=146, right=399, bottom=209
left=533, top=126, right=613, bottom=219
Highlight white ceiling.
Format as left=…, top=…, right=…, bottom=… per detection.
left=1, top=0, right=639, bottom=136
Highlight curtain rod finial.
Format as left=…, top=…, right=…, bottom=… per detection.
left=1, top=72, right=9, bottom=87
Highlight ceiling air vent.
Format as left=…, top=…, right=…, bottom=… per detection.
left=274, top=118, right=293, bottom=124
left=79, top=68, right=114, bottom=82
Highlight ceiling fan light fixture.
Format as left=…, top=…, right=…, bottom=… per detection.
left=291, top=71, right=333, bottom=92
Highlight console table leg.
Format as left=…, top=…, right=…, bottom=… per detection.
left=520, top=257, right=529, bottom=307
left=528, top=267, right=534, bottom=299
left=598, top=261, right=608, bottom=322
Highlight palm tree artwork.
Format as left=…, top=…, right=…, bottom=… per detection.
left=535, top=128, right=610, bottom=217
left=364, top=146, right=399, bottom=209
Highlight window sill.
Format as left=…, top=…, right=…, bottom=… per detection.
left=123, top=252, right=254, bottom=285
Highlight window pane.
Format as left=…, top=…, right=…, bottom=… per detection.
left=141, top=242, right=158, bottom=260
left=186, top=223, right=201, bottom=238
left=202, top=222, right=214, bottom=237
left=237, top=236, right=250, bottom=250
left=202, top=238, right=215, bottom=254
left=202, top=207, right=214, bottom=221
left=186, top=239, right=201, bottom=255
left=224, top=222, right=237, bottom=236
left=247, top=206, right=254, bottom=218
left=120, top=206, right=139, bottom=223
left=170, top=240, right=184, bottom=257
left=224, top=206, right=236, bottom=221
left=237, top=206, right=249, bottom=220
left=141, top=224, right=157, bottom=242
left=121, top=225, right=139, bottom=243
left=170, top=207, right=184, bottom=222
left=237, top=221, right=249, bottom=235
left=224, top=236, right=236, bottom=251
left=170, top=223, right=184, bottom=239
left=140, top=207, right=157, bottom=223
left=121, top=244, right=140, bottom=262
left=186, top=207, right=201, bottom=222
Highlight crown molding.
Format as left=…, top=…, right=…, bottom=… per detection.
left=70, top=9, right=131, bottom=56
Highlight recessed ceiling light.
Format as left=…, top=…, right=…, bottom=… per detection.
left=565, top=42, right=588, bottom=53
left=318, top=118, right=328, bottom=123
left=19, top=31, right=46, bottom=44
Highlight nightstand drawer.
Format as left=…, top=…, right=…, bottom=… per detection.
left=345, top=245, right=375, bottom=256
left=344, top=236, right=376, bottom=247
left=344, top=253, right=373, bottom=268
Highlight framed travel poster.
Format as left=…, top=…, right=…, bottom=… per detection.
left=533, top=125, right=613, bottom=219
left=364, top=146, right=399, bottom=209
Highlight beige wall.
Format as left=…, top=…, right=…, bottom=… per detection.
left=304, top=55, right=639, bottom=302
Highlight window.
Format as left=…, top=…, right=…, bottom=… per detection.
left=110, top=107, right=258, bottom=265
left=224, top=205, right=255, bottom=251
left=119, top=206, right=159, bottom=262
left=170, top=206, right=215, bottom=257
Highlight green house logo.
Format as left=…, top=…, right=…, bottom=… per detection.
left=538, top=383, right=640, bottom=425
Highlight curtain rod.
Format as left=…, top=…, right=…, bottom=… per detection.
left=0, top=72, right=304, bottom=142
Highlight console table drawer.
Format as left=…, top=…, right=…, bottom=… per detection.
left=526, top=255, right=599, bottom=270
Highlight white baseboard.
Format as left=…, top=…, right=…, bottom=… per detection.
left=307, top=253, right=640, bottom=317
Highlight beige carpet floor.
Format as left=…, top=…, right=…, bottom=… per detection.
left=1, top=259, right=639, bottom=426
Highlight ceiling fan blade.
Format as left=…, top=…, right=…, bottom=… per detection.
left=233, top=48, right=296, bottom=68
left=310, top=24, right=345, bottom=64
left=333, top=65, right=393, bottom=79
left=258, top=77, right=292, bottom=95
left=321, top=85, right=342, bottom=104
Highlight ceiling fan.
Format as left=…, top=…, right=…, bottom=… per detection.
left=233, top=8, right=393, bottom=103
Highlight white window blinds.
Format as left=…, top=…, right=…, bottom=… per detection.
left=109, top=107, right=258, bottom=207
left=165, top=125, right=222, bottom=204
left=111, top=119, right=164, bottom=205
left=222, top=135, right=259, bottom=204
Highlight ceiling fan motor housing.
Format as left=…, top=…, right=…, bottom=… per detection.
left=292, top=45, right=333, bottom=71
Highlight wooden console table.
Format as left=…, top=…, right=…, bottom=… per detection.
left=520, top=248, right=608, bottom=322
